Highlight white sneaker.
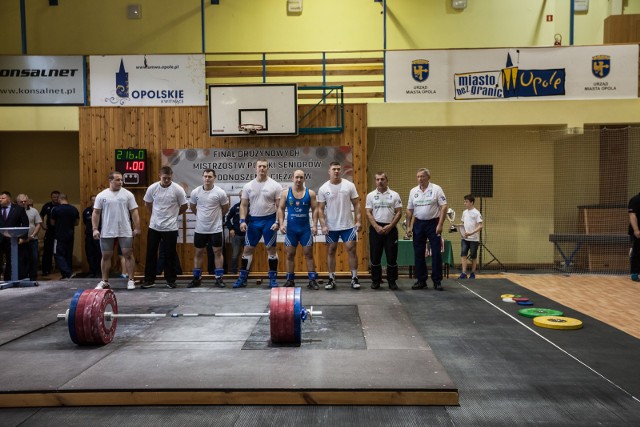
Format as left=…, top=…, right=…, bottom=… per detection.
left=95, top=280, right=110, bottom=290
left=127, top=280, right=136, bottom=290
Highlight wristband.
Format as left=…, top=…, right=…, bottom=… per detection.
left=239, top=219, right=246, bottom=224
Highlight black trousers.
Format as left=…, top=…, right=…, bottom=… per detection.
left=369, top=223, right=399, bottom=283
left=85, top=234, right=101, bottom=276
left=41, top=229, right=55, bottom=274
left=145, top=228, right=179, bottom=283
left=631, top=234, right=640, bottom=275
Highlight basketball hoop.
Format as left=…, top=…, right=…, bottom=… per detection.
left=238, top=124, right=264, bottom=135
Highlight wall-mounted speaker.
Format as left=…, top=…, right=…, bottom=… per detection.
left=471, top=165, right=493, bottom=198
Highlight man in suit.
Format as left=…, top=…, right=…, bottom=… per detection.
left=0, top=191, right=29, bottom=281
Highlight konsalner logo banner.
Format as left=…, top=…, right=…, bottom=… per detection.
left=89, top=54, right=205, bottom=106
left=0, top=56, right=85, bottom=105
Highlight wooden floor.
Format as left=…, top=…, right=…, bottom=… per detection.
left=487, top=273, right=640, bottom=339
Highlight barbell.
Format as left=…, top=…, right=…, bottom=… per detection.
left=58, top=287, right=321, bottom=346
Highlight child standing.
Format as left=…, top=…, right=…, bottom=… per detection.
left=459, top=194, right=483, bottom=279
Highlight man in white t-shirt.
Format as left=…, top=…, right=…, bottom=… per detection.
left=92, top=171, right=141, bottom=290
left=317, top=161, right=362, bottom=290
left=188, top=168, right=229, bottom=288
left=405, top=168, right=448, bottom=291
left=365, top=172, right=402, bottom=290
left=234, top=159, right=283, bottom=288
left=141, top=166, right=188, bottom=289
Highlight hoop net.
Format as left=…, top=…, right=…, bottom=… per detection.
left=239, top=124, right=264, bottom=135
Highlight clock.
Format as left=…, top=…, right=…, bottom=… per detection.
left=115, top=149, right=148, bottom=186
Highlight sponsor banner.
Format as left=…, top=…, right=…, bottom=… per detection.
left=386, top=45, right=639, bottom=102
left=163, top=147, right=353, bottom=243
left=0, top=56, right=85, bottom=105
left=89, top=54, right=205, bottom=106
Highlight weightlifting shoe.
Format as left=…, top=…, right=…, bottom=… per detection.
left=351, top=277, right=361, bottom=289
left=458, top=272, right=467, bottom=279
left=269, top=278, right=279, bottom=288
left=127, top=280, right=136, bottom=290
left=95, top=280, right=110, bottom=290
left=469, top=272, right=476, bottom=279
left=307, top=280, right=319, bottom=290
left=233, top=278, right=247, bottom=288
left=214, top=278, right=226, bottom=288
left=166, top=282, right=177, bottom=289
left=434, top=281, right=443, bottom=291
left=325, top=277, right=336, bottom=290
left=187, top=278, right=201, bottom=288
left=411, top=281, right=427, bottom=290
left=371, top=281, right=381, bottom=289
left=284, top=280, right=295, bottom=287
left=388, top=280, right=398, bottom=290
left=631, top=274, right=639, bottom=282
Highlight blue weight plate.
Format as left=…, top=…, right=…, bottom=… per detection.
left=293, top=287, right=301, bottom=345
left=517, top=300, right=534, bottom=306
left=68, top=290, right=84, bottom=344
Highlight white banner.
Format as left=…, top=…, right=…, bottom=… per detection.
left=89, top=55, right=205, bottom=106
left=162, top=146, right=353, bottom=197
left=386, top=45, right=639, bottom=102
left=0, top=56, right=84, bottom=105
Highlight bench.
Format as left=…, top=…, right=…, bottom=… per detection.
left=549, top=233, right=629, bottom=271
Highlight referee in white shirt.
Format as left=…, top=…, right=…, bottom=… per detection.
left=405, top=168, right=448, bottom=290
left=365, top=171, right=402, bottom=290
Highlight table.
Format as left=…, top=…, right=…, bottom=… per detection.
left=0, top=227, right=39, bottom=290
left=382, top=239, right=454, bottom=278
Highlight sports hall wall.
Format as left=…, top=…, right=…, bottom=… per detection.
left=2, top=0, right=640, bottom=272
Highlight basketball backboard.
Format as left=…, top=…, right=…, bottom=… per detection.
left=208, top=84, right=298, bottom=137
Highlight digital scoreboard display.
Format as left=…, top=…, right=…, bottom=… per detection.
left=115, top=149, right=147, bottom=186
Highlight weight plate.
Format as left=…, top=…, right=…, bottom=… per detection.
left=533, top=316, right=583, bottom=330
left=518, top=308, right=564, bottom=318
left=513, top=297, right=529, bottom=302
left=285, top=287, right=295, bottom=342
left=270, top=288, right=282, bottom=343
left=517, top=300, right=534, bottom=306
left=89, top=289, right=118, bottom=345
left=74, top=290, right=93, bottom=345
left=502, top=297, right=516, bottom=303
left=67, top=290, right=84, bottom=345
left=82, top=289, right=100, bottom=345
left=293, top=287, right=302, bottom=345
left=500, top=293, right=522, bottom=299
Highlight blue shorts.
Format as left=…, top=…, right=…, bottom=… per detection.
left=461, top=239, right=479, bottom=260
left=326, top=227, right=358, bottom=244
left=245, top=214, right=278, bottom=248
left=285, top=224, right=313, bottom=247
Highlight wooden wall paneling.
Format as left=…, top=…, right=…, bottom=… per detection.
left=80, top=104, right=369, bottom=277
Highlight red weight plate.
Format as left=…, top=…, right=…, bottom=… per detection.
left=276, top=287, right=288, bottom=342
left=270, top=288, right=281, bottom=343
left=82, top=290, right=100, bottom=345
left=74, top=290, right=92, bottom=345
left=284, top=287, right=295, bottom=342
left=90, top=289, right=118, bottom=345
left=513, top=297, right=529, bottom=302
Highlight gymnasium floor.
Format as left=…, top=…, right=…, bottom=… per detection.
left=1, top=274, right=639, bottom=426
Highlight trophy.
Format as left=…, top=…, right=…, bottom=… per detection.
left=402, top=219, right=410, bottom=240
left=447, top=208, right=457, bottom=233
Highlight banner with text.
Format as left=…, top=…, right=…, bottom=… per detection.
left=89, top=54, right=205, bottom=106
left=386, top=45, right=639, bottom=102
left=0, top=56, right=85, bottom=105
left=162, top=146, right=353, bottom=198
